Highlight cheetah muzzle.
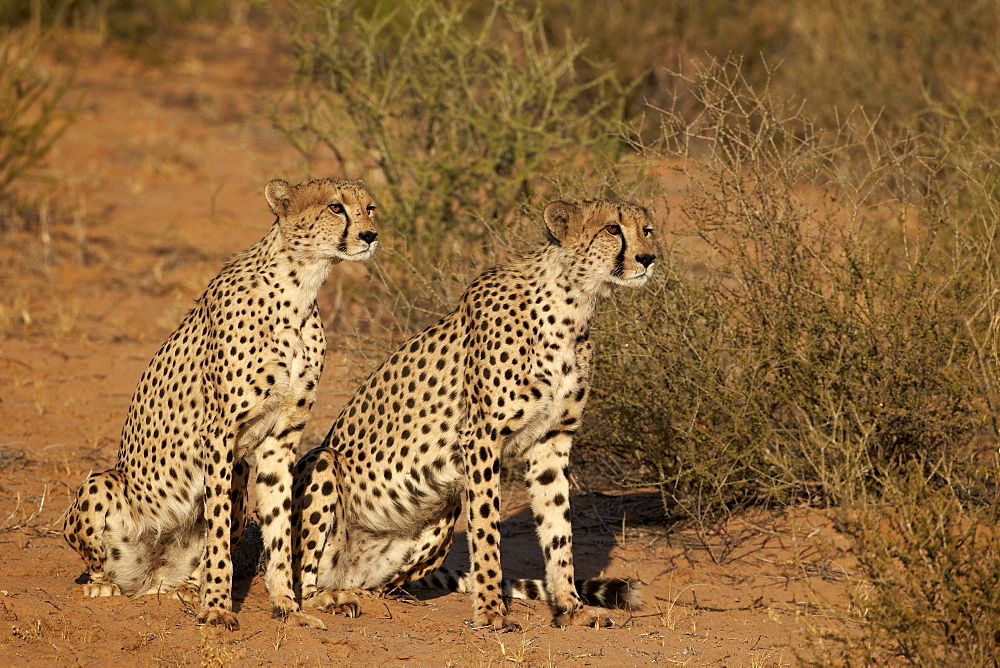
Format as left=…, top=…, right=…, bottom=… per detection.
left=292, top=198, right=654, bottom=629
left=62, top=177, right=379, bottom=631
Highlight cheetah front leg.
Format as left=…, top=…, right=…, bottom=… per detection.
left=255, top=433, right=326, bottom=630
left=153, top=467, right=244, bottom=606
left=291, top=447, right=360, bottom=619
left=198, top=429, right=240, bottom=630
left=525, top=438, right=581, bottom=619
left=230, top=458, right=249, bottom=550
left=525, top=437, right=612, bottom=628
left=461, top=425, right=521, bottom=631
left=524, top=338, right=615, bottom=628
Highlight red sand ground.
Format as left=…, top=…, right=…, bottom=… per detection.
left=0, top=25, right=856, bottom=665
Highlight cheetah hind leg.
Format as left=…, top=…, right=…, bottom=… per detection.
left=145, top=543, right=205, bottom=606
left=290, top=447, right=360, bottom=626
left=65, top=471, right=199, bottom=602
left=63, top=470, right=130, bottom=598
left=168, top=577, right=201, bottom=605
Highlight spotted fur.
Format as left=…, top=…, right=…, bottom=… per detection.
left=292, top=198, right=654, bottom=629
left=62, top=178, right=379, bottom=631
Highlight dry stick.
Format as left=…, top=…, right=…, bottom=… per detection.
left=654, top=592, right=763, bottom=613
left=575, top=476, right=623, bottom=546
left=228, top=630, right=262, bottom=645
left=175, top=592, right=197, bottom=618
left=0, top=492, right=23, bottom=531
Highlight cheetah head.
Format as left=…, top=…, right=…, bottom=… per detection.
left=265, top=178, right=379, bottom=262
left=544, top=199, right=655, bottom=289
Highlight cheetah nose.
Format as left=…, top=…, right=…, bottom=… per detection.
left=636, top=253, right=656, bottom=268
left=359, top=230, right=378, bottom=244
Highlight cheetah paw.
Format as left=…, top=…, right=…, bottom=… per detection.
left=553, top=606, right=618, bottom=628
left=197, top=608, right=240, bottom=631
left=82, top=581, right=121, bottom=598
left=470, top=612, right=522, bottom=632
left=304, top=590, right=361, bottom=618
left=282, top=610, right=327, bottom=630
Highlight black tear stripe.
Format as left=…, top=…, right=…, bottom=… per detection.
left=338, top=204, right=351, bottom=252
left=612, top=209, right=626, bottom=278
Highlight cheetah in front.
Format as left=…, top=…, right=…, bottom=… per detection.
left=293, top=198, right=654, bottom=629
left=63, top=178, right=379, bottom=630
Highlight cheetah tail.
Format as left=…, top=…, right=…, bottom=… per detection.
left=573, top=576, right=643, bottom=611
left=407, top=568, right=643, bottom=611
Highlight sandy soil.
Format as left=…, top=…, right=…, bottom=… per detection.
left=0, top=24, right=855, bottom=665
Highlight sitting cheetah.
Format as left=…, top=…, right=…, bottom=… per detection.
left=63, top=178, right=379, bottom=631
left=292, top=198, right=654, bottom=629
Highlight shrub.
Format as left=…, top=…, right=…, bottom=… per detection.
left=0, top=0, right=255, bottom=53
left=532, top=0, right=1000, bottom=135
left=270, top=0, right=638, bottom=331
left=586, top=59, right=991, bottom=521
left=260, top=2, right=1000, bottom=660
left=0, top=26, right=77, bottom=203
left=809, top=463, right=1000, bottom=665
left=578, top=58, right=1000, bottom=660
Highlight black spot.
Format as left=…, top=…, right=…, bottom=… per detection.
left=536, top=469, right=556, bottom=485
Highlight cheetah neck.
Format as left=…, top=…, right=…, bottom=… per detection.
left=252, top=223, right=340, bottom=310
left=523, top=245, right=602, bottom=326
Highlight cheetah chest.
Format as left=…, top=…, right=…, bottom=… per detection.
left=501, top=329, right=590, bottom=458
left=235, top=324, right=321, bottom=457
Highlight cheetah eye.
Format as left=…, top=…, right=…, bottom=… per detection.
left=329, top=203, right=344, bottom=214
left=366, top=204, right=376, bottom=214
left=605, top=224, right=621, bottom=236
left=643, top=227, right=653, bottom=237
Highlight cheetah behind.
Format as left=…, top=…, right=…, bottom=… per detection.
left=63, top=178, right=378, bottom=630
left=293, top=198, right=654, bottom=629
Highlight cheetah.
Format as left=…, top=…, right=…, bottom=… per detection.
left=291, top=198, right=654, bottom=629
left=62, top=178, right=379, bottom=631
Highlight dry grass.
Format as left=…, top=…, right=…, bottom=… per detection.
left=534, top=0, right=1000, bottom=139
left=199, top=626, right=245, bottom=666
left=0, top=28, right=78, bottom=201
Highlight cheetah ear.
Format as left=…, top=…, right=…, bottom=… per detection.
left=543, top=200, right=578, bottom=243
left=264, top=179, right=294, bottom=217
